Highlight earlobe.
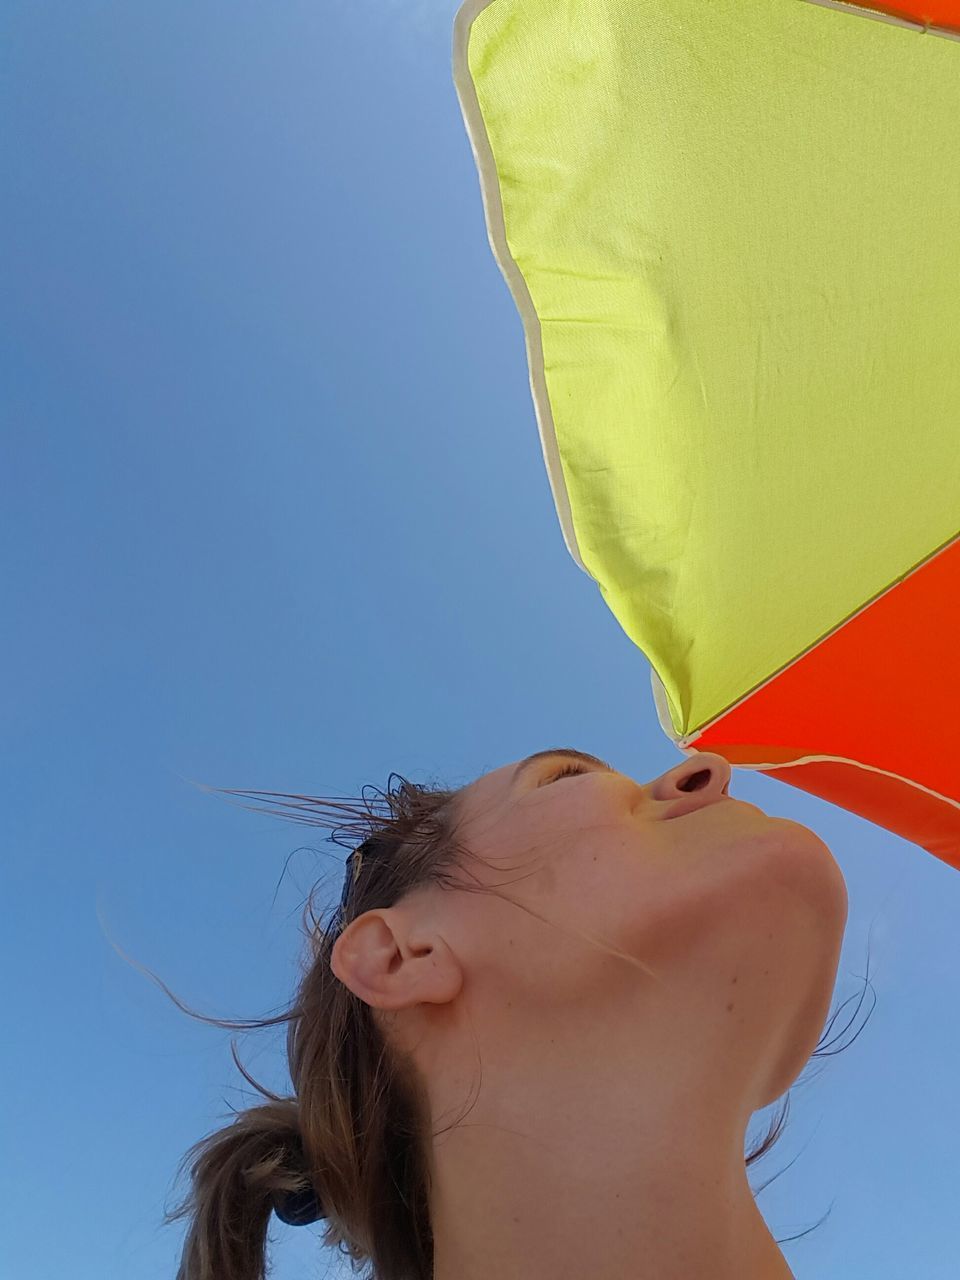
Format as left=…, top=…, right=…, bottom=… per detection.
left=329, top=911, right=391, bottom=1002
left=328, top=927, right=354, bottom=991
left=329, top=911, right=387, bottom=1001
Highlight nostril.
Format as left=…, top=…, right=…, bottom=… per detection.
left=678, top=769, right=712, bottom=793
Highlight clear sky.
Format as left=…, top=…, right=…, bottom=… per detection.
left=4, top=3, right=958, bottom=1277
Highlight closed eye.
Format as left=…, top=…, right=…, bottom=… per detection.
left=543, top=762, right=591, bottom=784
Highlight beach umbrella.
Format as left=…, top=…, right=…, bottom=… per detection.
left=452, top=0, right=960, bottom=866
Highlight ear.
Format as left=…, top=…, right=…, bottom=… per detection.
left=330, top=906, right=463, bottom=1010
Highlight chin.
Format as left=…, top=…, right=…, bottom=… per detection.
left=770, top=820, right=849, bottom=928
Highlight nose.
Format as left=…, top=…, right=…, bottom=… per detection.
left=649, top=751, right=733, bottom=821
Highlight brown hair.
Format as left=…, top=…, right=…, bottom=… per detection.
left=156, top=770, right=874, bottom=1280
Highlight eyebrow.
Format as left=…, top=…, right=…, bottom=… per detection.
left=510, top=748, right=612, bottom=790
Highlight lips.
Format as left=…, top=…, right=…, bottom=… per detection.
left=666, top=795, right=758, bottom=821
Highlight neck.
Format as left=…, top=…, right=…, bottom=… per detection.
left=427, top=1055, right=794, bottom=1280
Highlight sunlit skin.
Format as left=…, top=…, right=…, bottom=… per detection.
left=332, top=749, right=849, bottom=1280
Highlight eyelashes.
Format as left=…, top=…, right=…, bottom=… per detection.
left=544, top=762, right=590, bottom=784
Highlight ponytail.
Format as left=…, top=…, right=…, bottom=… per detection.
left=167, top=1098, right=315, bottom=1280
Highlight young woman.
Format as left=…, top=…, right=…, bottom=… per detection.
left=169, top=747, right=849, bottom=1280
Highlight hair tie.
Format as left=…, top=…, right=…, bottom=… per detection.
left=273, top=1180, right=323, bottom=1226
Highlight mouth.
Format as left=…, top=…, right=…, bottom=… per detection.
left=671, top=796, right=765, bottom=821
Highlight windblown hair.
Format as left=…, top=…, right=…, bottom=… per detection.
left=158, top=770, right=875, bottom=1280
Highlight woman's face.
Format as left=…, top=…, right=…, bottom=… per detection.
left=339, top=746, right=849, bottom=1127
left=425, top=747, right=849, bottom=1109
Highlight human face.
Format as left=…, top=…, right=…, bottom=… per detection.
left=438, top=747, right=848, bottom=1108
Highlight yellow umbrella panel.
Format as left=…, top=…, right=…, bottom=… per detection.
left=452, top=0, right=960, bottom=867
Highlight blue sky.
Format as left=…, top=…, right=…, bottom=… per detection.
left=4, top=3, right=959, bottom=1277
